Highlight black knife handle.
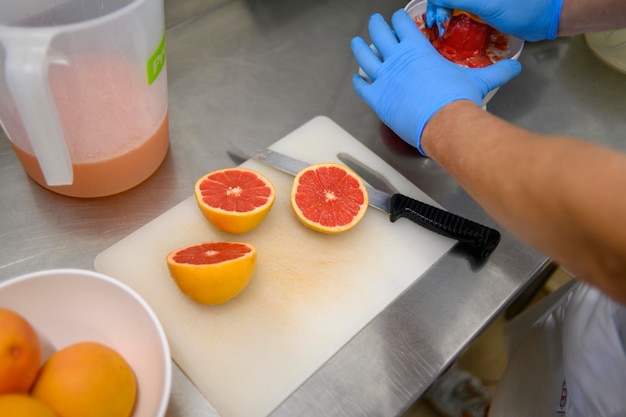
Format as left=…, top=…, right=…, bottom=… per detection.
left=389, top=194, right=501, bottom=260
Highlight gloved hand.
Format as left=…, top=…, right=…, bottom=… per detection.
left=426, top=0, right=563, bottom=41
left=351, top=9, right=521, bottom=155
left=425, top=2, right=451, bottom=37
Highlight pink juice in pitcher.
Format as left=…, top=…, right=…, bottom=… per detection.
left=11, top=53, right=169, bottom=198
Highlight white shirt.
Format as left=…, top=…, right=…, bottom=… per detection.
left=490, top=280, right=626, bottom=416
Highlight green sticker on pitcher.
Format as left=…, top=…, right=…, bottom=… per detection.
left=147, top=33, right=166, bottom=85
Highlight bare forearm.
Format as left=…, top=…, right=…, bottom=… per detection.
left=422, top=100, right=626, bottom=304
left=559, top=0, right=626, bottom=36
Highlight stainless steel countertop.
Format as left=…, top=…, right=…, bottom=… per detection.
left=2, top=1, right=626, bottom=416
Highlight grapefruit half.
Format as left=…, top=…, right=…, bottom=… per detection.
left=166, top=242, right=257, bottom=304
left=194, top=168, right=276, bottom=234
left=290, top=163, right=368, bottom=234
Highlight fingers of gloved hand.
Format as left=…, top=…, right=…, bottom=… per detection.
left=435, top=7, right=451, bottom=36
left=390, top=9, right=429, bottom=44
left=429, top=0, right=563, bottom=41
left=425, top=2, right=451, bottom=37
left=351, top=73, right=374, bottom=106
left=429, top=0, right=486, bottom=20
left=351, top=36, right=382, bottom=81
left=429, top=0, right=470, bottom=12
left=367, top=13, right=400, bottom=58
left=425, top=1, right=436, bottom=27
left=472, top=59, right=522, bottom=93
left=544, top=0, right=563, bottom=39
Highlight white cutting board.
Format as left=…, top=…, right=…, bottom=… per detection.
left=94, top=116, right=456, bottom=417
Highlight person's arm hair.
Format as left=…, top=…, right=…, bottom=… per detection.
left=559, top=0, right=626, bottom=36
left=422, top=100, right=626, bottom=304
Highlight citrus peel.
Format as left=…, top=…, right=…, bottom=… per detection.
left=166, top=241, right=257, bottom=304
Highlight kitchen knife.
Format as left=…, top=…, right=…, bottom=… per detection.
left=231, top=140, right=500, bottom=260
left=336, top=151, right=501, bottom=259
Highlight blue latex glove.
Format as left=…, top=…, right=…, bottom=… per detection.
left=426, top=0, right=563, bottom=41
left=425, top=2, right=451, bottom=37
left=351, top=10, right=521, bottom=156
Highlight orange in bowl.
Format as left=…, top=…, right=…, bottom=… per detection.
left=0, top=269, right=171, bottom=417
left=0, top=308, right=41, bottom=394
left=290, top=163, right=368, bottom=234
left=31, top=341, right=137, bottom=417
left=194, top=168, right=276, bottom=234
left=0, top=394, right=58, bottom=417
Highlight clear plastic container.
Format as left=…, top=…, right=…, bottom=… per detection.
left=0, top=0, right=169, bottom=197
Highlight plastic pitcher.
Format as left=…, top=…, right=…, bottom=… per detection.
left=0, top=0, right=169, bottom=198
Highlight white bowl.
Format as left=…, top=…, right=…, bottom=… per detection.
left=404, top=0, right=524, bottom=105
left=585, top=29, right=626, bottom=74
left=0, top=269, right=171, bottom=417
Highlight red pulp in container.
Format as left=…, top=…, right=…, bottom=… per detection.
left=419, top=12, right=509, bottom=68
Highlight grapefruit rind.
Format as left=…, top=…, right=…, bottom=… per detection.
left=166, top=242, right=257, bottom=305
left=290, top=163, right=369, bottom=234
left=194, top=168, right=276, bottom=234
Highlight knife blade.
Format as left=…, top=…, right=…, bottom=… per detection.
left=231, top=140, right=500, bottom=260
left=337, top=152, right=399, bottom=195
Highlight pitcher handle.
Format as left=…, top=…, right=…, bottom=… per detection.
left=4, top=32, right=73, bottom=186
